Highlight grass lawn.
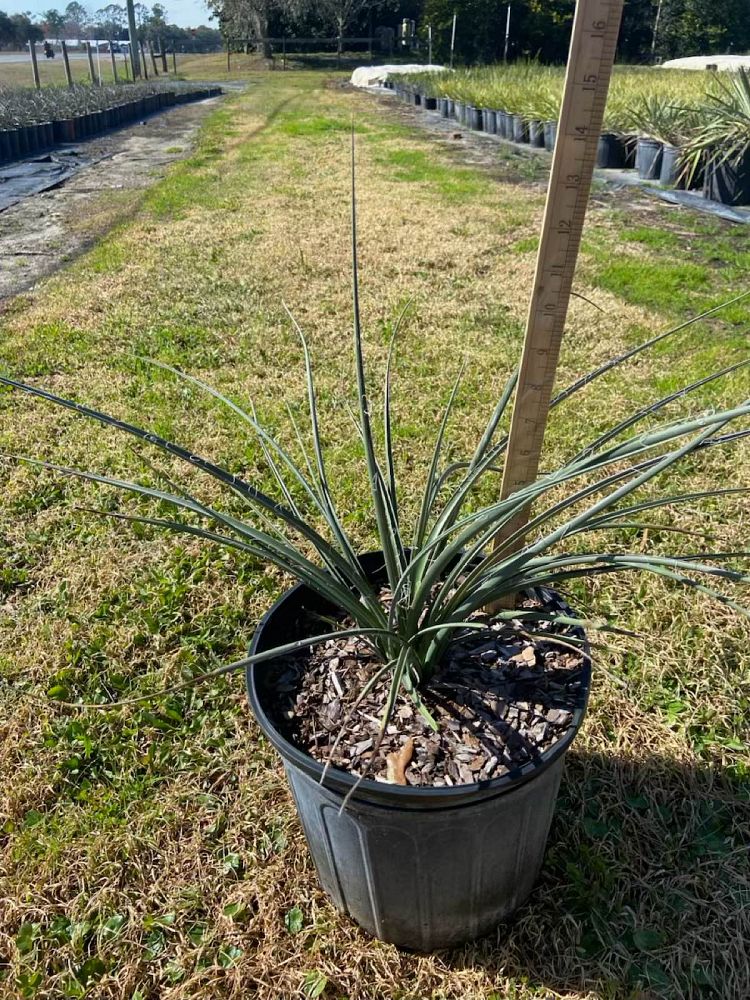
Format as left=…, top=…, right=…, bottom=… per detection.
left=1, top=69, right=749, bottom=1000
left=0, top=54, right=125, bottom=88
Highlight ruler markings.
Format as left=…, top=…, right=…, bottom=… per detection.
left=491, top=0, right=626, bottom=580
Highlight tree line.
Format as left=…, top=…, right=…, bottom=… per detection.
left=3, top=0, right=743, bottom=61
left=0, top=2, right=221, bottom=50
left=208, top=0, right=750, bottom=63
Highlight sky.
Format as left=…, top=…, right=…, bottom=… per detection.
left=5, top=1, right=214, bottom=28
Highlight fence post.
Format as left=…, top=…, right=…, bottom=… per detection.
left=282, top=35, right=286, bottom=70
left=61, top=39, right=73, bottom=86
left=85, top=41, right=97, bottom=84
left=148, top=41, right=159, bottom=75
left=122, top=51, right=130, bottom=80
left=172, top=50, right=177, bottom=73
left=140, top=41, right=149, bottom=78
left=29, top=41, right=41, bottom=89
left=109, top=43, right=118, bottom=82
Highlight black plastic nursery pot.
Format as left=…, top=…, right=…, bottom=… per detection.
left=4, top=129, right=20, bottom=158
left=483, top=108, right=497, bottom=134
left=706, top=150, right=750, bottom=206
left=438, top=97, right=450, bottom=118
left=596, top=132, right=625, bottom=168
left=512, top=114, right=528, bottom=143
left=467, top=105, right=483, bottom=130
left=454, top=100, right=466, bottom=124
left=423, top=96, right=437, bottom=111
left=528, top=120, right=545, bottom=148
left=246, top=552, right=592, bottom=951
left=498, top=111, right=512, bottom=139
left=636, top=138, right=663, bottom=180
left=14, top=126, right=26, bottom=156
left=21, top=124, right=36, bottom=154
left=543, top=120, right=557, bottom=151
left=659, top=144, right=680, bottom=187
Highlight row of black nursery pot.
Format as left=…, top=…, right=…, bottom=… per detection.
left=0, top=87, right=222, bottom=166
left=385, top=79, right=750, bottom=207
left=633, top=137, right=750, bottom=206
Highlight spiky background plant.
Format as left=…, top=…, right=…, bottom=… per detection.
left=0, top=80, right=209, bottom=129
left=1, top=157, right=749, bottom=743
left=624, top=93, right=698, bottom=146
left=682, top=68, right=750, bottom=183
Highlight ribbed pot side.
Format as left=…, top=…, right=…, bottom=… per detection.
left=246, top=553, right=591, bottom=950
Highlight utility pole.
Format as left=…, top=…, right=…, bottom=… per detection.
left=503, top=4, right=511, bottom=63
left=450, top=11, right=457, bottom=68
left=126, top=0, right=141, bottom=78
left=428, top=25, right=432, bottom=65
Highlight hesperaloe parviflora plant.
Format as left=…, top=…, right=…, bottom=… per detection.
left=1, top=149, right=750, bottom=745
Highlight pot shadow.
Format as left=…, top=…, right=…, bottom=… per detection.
left=442, top=748, right=750, bottom=1000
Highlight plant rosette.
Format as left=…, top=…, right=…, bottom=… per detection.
left=2, top=162, right=749, bottom=950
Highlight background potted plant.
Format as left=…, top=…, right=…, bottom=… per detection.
left=2, top=188, right=749, bottom=950
left=626, top=94, right=696, bottom=185
left=683, top=69, right=750, bottom=206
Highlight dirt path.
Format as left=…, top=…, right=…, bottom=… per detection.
left=0, top=95, right=224, bottom=302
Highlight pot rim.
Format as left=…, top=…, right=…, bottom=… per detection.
left=246, top=553, right=592, bottom=810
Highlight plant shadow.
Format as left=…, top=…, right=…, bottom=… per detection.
left=443, top=747, right=749, bottom=1000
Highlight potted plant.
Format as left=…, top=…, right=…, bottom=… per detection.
left=2, top=192, right=749, bottom=951
left=683, top=69, right=750, bottom=206
left=626, top=93, right=696, bottom=185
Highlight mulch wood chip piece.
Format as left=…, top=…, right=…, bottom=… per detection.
left=267, top=594, right=585, bottom=788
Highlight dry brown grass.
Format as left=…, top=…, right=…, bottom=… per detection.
left=0, top=72, right=748, bottom=1000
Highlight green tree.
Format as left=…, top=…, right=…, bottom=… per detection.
left=0, top=9, right=14, bottom=44
left=313, top=0, right=386, bottom=54
left=206, top=0, right=303, bottom=56
left=41, top=8, right=67, bottom=34
left=93, top=3, right=126, bottom=36
left=64, top=1, right=90, bottom=36
left=656, top=0, right=750, bottom=58
left=10, top=12, right=44, bottom=43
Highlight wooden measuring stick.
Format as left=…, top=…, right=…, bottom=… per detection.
left=492, top=0, right=625, bottom=590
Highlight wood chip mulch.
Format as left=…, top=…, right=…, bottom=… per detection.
left=265, top=593, right=586, bottom=788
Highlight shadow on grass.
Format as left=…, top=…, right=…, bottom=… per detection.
left=444, top=748, right=749, bottom=999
